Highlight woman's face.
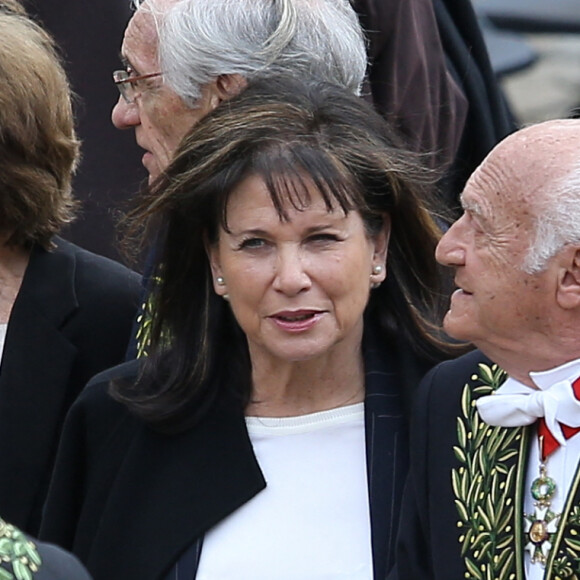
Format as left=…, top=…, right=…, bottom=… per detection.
left=208, top=173, right=389, bottom=365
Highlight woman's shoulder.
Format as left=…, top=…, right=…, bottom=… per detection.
left=49, top=237, right=141, bottom=297
left=73, top=359, right=142, bottom=422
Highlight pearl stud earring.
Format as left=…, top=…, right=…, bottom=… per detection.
left=216, top=276, right=225, bottom=286
left=372, top=265, right=383, bottom=275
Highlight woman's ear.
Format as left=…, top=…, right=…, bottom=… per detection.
left=205, top=237, right=227, bottom=297
left=370, top=214, right=391, bottom=285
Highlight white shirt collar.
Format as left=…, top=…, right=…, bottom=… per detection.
left=496, top=358, right=580, bottom=396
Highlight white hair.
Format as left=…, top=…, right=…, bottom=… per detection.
left=137, top=0, right=367, bottom=107
left=523, top=161, right=580, bottom=273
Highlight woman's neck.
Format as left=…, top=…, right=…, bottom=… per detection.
left=0, top=241, right=31, bottom=324
left=246, top=346, right=366, bottom=418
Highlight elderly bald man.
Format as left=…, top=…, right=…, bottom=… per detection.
left=391, top=119, right=580, bottom=580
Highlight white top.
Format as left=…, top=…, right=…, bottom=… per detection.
left=505, top=359, right=580, bottom=580
left=196, top=402, right=373, bottom=580
left=0, top=324, right=7, bottom=360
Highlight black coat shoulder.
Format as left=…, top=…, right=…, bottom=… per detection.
left=52, top=236, right=141, bottom=310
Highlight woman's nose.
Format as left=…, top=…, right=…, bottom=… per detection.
left=272, top=248, right=312, bottom=296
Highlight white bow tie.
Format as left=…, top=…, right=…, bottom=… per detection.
left=476, top=377, right=580, bottom=447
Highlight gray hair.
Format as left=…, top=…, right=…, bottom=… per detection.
left=523, top=161, right=580, bottom=273
left=138, top=0, right=367, bottom=107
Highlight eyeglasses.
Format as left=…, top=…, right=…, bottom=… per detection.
left=113, top=69, right=163, bottom=104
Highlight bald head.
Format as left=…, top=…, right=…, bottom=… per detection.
left=482, top=119, right=580, bottom=202
left=464, top=119, right=580, bottom=272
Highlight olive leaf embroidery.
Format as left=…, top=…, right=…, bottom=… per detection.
left=550, top=503, right=580, bottom=577
left=0, top=519, right=41, bottom=580
left=451, top=363, right=526, bottom=580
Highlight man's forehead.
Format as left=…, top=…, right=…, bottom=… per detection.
left=122, top=3, right=161, bottom=64
left=467, top=119, right=580, bottom=206
left=495, top=120, right=580, bottom=181
left=137, top=0, right=179, bottom=12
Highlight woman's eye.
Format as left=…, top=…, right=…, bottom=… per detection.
left=239, top=238, right=266, bottom=250
left=307, top=233, right=339, bottom=244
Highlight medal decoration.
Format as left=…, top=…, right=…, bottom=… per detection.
left=524, top=443, right=561, bottom=566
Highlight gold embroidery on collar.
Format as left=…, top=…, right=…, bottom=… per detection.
left=452, top=363, right=527, bottom=580
left=0, top=518, right=42, bottom=579
left=548, top=475, right=580, bottom=577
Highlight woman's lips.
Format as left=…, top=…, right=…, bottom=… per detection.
left=269, top=310, right=324, bottom=332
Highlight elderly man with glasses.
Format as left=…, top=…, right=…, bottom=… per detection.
left=109, top=0, right=468, bottom=186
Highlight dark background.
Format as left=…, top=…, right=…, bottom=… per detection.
left=25, top=0, right=146, bottom=263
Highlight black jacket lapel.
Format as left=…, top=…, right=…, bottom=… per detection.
left=363, top=333, right=409, bottom=579
left=0, top=243, right=78, bottom=528
left=87, top=396, right=266, bottom=580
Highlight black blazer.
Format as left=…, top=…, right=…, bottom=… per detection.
left=40, top=331, right=432, bottom=580
left=0, top=237, right=141, bottom=535
left=392, top=349, right=580, bottom=580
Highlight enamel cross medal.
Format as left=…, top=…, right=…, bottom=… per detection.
left=524, top=436, right=561, bottom=565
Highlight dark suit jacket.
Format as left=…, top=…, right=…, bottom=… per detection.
left=0, top=237, right=141, bottom=536
left=35, top=539, right=92, bottom=580
left=392, top=349, right=580, bottom=580
left=40, top=330, right=433, bottom=580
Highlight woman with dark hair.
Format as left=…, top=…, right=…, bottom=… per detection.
left=41, top=76, right=462, bottom=580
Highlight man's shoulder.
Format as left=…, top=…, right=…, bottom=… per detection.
left=417, top=349, right=500, bottom=406
left=35, top=542, right=91, bottom=580
left=428, top=349, right=494, bottom=383
left=25, top=536, right=91, bottom=580
left=0, top=519, right=90, bottom=580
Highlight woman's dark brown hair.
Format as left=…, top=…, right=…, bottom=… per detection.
left=0, top=4, right=79, bottom=248
left=116, top=76, right=459, bottom=433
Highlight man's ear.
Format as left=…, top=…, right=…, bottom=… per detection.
left=215, top=73, right=247, bottom=102
left=556, top=246, right=580, bottom=309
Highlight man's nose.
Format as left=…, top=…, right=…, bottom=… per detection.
left=435, top=216, right=467, bottom=267
left=111, top=96, right=140, bottom=130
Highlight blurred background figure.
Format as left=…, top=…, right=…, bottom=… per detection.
left=24, top=0, right=141, bottom=262
left=40, top=77, right=464, bottom=580
left=0, top=1, right=140, bottom=536
left=355, top=0, right=515, bottom=210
